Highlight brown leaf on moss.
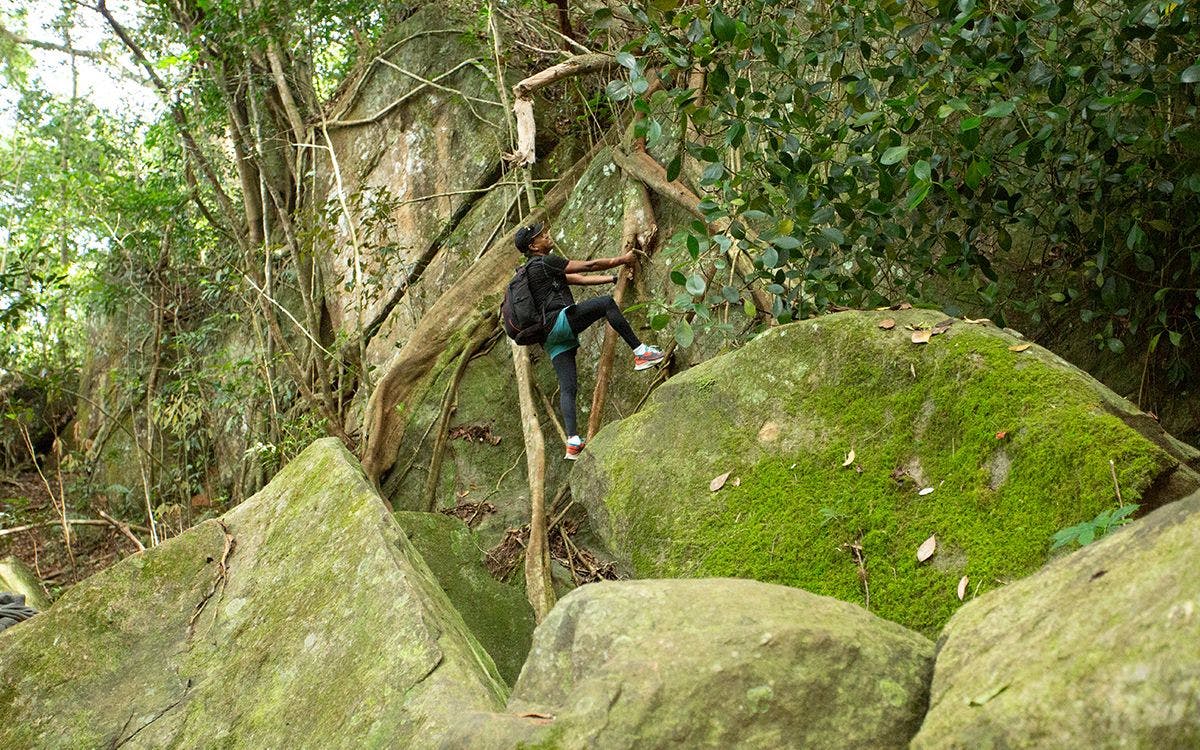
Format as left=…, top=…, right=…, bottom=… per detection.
left=879, top=319, right=896, bottom=330
left=898, top=302, right=913, bottom=310
left=995, top=430, right=1008, bottom=440
left=1008, top=343, right=1031, bottom=352
left=917, top=534, right=937, bottom=562
left=912, top=329, right=932, bottom=344
left=710, top=471, right=732, bottom=492
left=957, top=575, right=969, bottom=601
left=931, top=318, right=955, bottom=335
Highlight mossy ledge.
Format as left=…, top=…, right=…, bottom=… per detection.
left=572, top=310, right=1199, bottom=637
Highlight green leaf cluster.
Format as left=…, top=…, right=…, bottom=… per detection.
left=620, top=0, right=1200, bottom=382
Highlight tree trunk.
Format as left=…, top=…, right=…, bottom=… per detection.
left=510, top=340, right=556, bottom=621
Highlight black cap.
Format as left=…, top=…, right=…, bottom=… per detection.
left=515, top=222, right=544, bottom=254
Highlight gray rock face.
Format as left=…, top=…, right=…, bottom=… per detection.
left=0, top=438, right=505, bottom=748
left=451, top=578, right=935, bottom=749
left=912, top=490, right=1200, bottom=749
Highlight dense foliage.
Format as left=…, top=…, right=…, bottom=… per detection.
left=619, top=0, right=1200, bottom=386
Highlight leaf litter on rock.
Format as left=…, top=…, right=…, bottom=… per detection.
left=911, top=329, right=933, bottom=344
left=930, top=318, right=955, bottom=335
left=1008, top=343, right=1032, bottom=352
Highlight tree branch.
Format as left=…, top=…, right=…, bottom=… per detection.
left=0, top=21, right=105, bottom=59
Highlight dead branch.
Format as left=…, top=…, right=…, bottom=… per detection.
left=530, top=376, right=569, bottom=445
left=0, top=518, right=150, bottom=539
left=18, top=425, right=73, bottom=568
left=509, top=52, right=616, bottom=167
left=842, top=533, right=870, bottom=610
left=98, top=510, right=147, bottom=552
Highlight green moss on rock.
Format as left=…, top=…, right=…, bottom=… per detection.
left=573, top=311, right=1199, bottom=636
left=912, top=490, right=1200, bottom=747
left=394, top=510, right=535, bottom=685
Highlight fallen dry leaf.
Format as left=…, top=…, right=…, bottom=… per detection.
left=917, top=534, right=937, bottom=562
left=931, top=318, right=955, bottom=335
left=912, top=329, right=932, bottom=344
left=518, top=712, right=554, bottom=720
left=1008, top=343, right=1031, bottom=352
left=962, top=317, right=992, bottom=325
left=995, top=431, right=1008, bottom=440
left=898, top=302, right=913, bottom=310
left=842, top=449, right=856, bottom=467
left=957, top=576, right=969, bottom=601
left=879, top=318, right=896, bottom=330
left=919, top=487, right=934, bottom=496
left=710, top=471, right=732, bottom=492
left=732, top=477, right=741, bottom=487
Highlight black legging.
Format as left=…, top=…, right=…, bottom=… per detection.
left=551, top=296, right=642, bottom=436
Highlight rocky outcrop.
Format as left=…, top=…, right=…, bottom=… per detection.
left=912, top=489, right=1200, bottom=748
left=449, top=578, right=934, bottom=749
left=394, top=510, right=535, bottom=685
left=573, top=310, right=1200, bottom=635
left=0, top=438, right=505, bottom=748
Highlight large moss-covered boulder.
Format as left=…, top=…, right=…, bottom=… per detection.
left=573, top=310, right=1200, bottom=636
left=449, top=578, right=934, bottom=749
left=0, top=438, right=506, bottom=748
left=394, top=510, right=535, bottom=685
left=0, top=556, right=51, bottom=611
left=913, top=489, right=1200, bottom=748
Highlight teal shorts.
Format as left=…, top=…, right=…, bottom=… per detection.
left=545, top=308, right=579, bottom=361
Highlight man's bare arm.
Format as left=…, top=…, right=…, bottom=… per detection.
left=564, top=251, right=634, bottom=273
left=565, top=273, right=617, bottom=286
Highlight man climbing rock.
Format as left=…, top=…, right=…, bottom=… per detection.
left=514, top=221, right=664, bottom=460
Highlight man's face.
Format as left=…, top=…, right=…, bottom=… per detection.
left=530, top=228, right=554, bottom=254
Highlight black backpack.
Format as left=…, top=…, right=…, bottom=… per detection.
left=501, top=258, right=554, bottom=345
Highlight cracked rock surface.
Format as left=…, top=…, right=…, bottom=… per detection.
left=0, top=437, right=505, bottom=748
